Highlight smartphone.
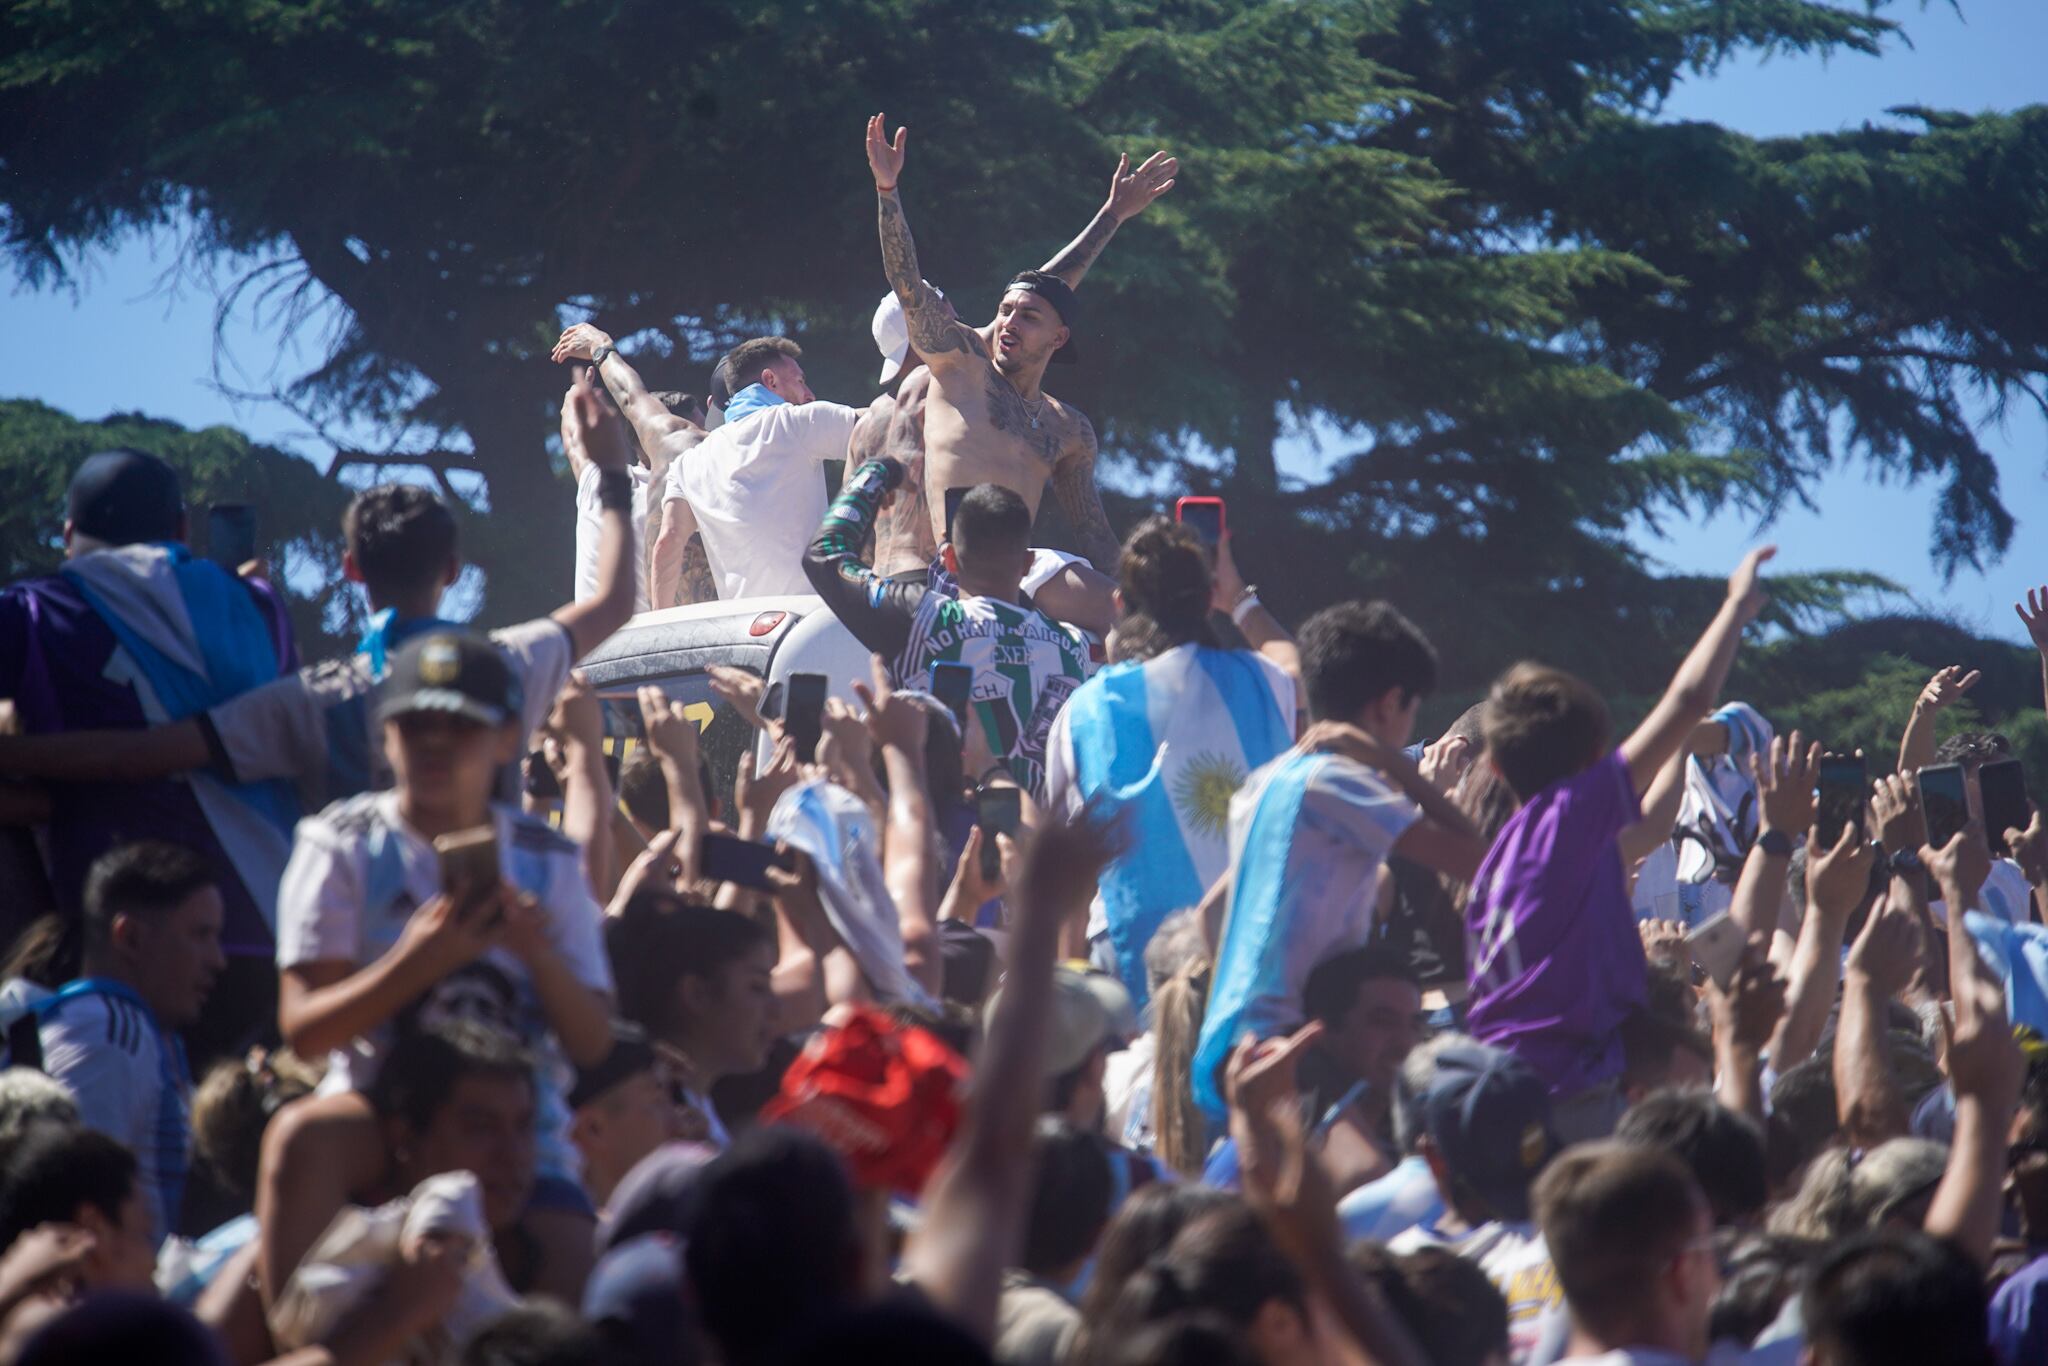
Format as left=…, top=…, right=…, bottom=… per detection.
left=1175, top=496, right=1226, bottom=547
left=944, top=488, right=968, bottom=543
left=977, top=785, right=1023, bottom=882
left=1814, top=752, right=1867, bottom=849
left=700, top=833, right=791, bottom=891
left=1686, top=911, right=1746, bottom=991
left=1980, top=758, right=2030, bottom=856
left=784, top=673, right=827, bottom=765
left=206, top=503, right=257, bottom=569
left=1917, top=762, right=1970, bottom=851
left=931, top=661, right=974, bottom=728
left=433, top=827, right=500, bottom=916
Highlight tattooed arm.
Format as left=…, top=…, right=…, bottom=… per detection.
left=1040, top=151, right=1179, bottom=290
left=1049, top=413, right=1121, bottom=573
left=676, top=533, right=717, bottom=606
left=867, top=114, right=983, bottom=371
left=553, top=324, right=703, bottom=456
left=802, top=458, right=932, bottom=663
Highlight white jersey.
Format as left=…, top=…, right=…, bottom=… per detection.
left=276, top=792, right=612, bottom=1180
left=1390, top=1219, right=1566, bottom=1366
left=39, top=983, right=189, bottom=1246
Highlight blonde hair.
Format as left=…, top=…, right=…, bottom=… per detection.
left=1146, top=911, right=1211, bottom=1178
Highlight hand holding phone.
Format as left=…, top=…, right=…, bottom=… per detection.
left=976, top=785, right=1023, bottom=883
left=1979, top=758, right=2030, bottom=856
left=1685, top=911, right=1746, bottom=991
left=1916, top=763, right=1970, bottom=852
left=1175, top=496, right=1225, bottom=548
left=784, top=673, right=827, bottom=766
left=699, top=833, right=793, bottom=892
left=1814, top=752, right=1867, bottom=849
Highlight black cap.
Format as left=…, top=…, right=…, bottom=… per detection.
left=66, top=449, right=184, bottom=546
left=570, top=1021, right=659, bottom=1110
left=1004, top=271, right=1081, bottom=366
left=374, top=631, right=521, bottom=729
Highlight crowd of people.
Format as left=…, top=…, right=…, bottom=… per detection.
left=2, top=115, right=2048, bottom=1366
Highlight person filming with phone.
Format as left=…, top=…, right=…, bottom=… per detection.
left=260, top=630, right=614, bottom=1307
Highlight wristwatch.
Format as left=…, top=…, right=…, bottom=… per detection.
left=1757, top=829, right=1795, bottom=858
left=1886, top=846, right=1926, bottom=877
left=591, top=344, right=618, bottom=368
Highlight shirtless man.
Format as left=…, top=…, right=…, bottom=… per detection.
left=863, top=114, right=1173, bottom=588
left=550, top=326, right=717, bottom=606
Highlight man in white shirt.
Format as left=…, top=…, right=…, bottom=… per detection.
left=35, top=841, right=226, bottom=1246
left=648, top=336, right=863, bottom=604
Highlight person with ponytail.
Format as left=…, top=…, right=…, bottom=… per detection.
left=1044, top=518, right=1300, bottom=1001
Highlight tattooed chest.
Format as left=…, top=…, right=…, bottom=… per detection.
left=982, top=371, right=1065, bottom=467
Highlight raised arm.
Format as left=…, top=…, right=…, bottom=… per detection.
left=552, top=324, right=704, bottom=456
left=1898, top=666, right=1978, bottom=775
left=1212, top=533, right=1300, bottom=683
left=2018, top=588, right=2048, bottom=724
left=1048, top=414, right=1123, bottom=573
left=801, top=458, right=929, bottom=663
left=1834, top=877, right=1920, bottom=1149
left=868, top=114, right=984, bottom=372
left=856, top=657, right=943, bottom=999
left=549, top=371, right=638, bottom=658
left=1620, top=547, right=1774, bottom=793
left=1769, top=823, right=1874, bottom=1072
left=903, top=811, right=1120, bottom=1341
left=1728, top=733, right=1815, bottom=953
left=1038, top=151, right=1178, bottom=290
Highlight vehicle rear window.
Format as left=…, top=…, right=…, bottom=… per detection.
left=595, top=668, right=760, bottom=812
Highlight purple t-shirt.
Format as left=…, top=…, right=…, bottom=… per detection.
left=1464, top=748, right=1645, bottom=1096
left=1991, top=1252, right=2048, bottom=1365
left=0, top=571, right=295, bottom=954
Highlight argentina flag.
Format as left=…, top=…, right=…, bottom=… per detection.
left=1045, top=644, right=1296, bottom=1009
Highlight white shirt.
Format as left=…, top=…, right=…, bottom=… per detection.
left=662, top=400, right=862, bottom=599
left=276, top=792, right=612, bottom=1179
left=1390, top=1219, right=1566, bottom=1366
left=574, top=463, right=650, bottom=613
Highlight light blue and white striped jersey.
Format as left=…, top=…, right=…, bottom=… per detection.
left=1044, top=644, right=1296, bottom=1007
left=1192, top=751, right=1419, bottom=1116
left=38, top=979, right=191, bottom=1247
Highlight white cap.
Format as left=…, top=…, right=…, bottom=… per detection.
left=871, top=285, right=944, bottom=386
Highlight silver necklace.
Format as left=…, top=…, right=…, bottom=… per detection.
left=1019, top=391, right=1048, bottom=429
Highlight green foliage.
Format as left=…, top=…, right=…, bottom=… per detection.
left=1, top=0, right=2044, bottom=704
left=0, top=399, right=356, bottom=658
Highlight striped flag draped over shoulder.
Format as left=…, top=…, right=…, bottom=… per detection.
left=1052, top=644, right=1295, bottom=1008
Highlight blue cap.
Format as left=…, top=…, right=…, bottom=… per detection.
left=1413, top=1044, right=1558, bottom=1223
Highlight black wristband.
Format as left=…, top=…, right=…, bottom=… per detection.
left=1886, top=846, right=1926, bottom=877
left=1757, top=829, right=1795, bottom=858
left=596, top=468, right=635, bottom=512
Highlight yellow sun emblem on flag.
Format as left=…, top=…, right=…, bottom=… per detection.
left=1173, top=753, right=1247, bottom=839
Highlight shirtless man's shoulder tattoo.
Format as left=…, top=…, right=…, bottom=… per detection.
left=983, top=369, right=1066, bottom=468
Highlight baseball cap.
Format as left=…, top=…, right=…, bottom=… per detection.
left=570, top=1021, right=659, bottom=1111
left=598, top=1141, right=720, bottom=1253
left=871, top=286, right=948, bottom=386
left=66, top=448, right=184, bottom=547
left=985, top=966, right=1136, bottom=1079
left=373, top=631, right=522, bottom=729
left=582, top=1232, right=692, bottom=1366
left=1412, top=1044, right=1558, bottom=1223
left=1003, top=271, right=1081, bottom=366
left=760, top=1003, right=968, bottom=1195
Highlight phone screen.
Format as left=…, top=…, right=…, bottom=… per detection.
left=977, top=786, right=1022, bottom=881
left=784, top=673, right=827, bottom=765
left=944, top=488, right=968, bottom=543
left=700, top=833, right=789, bottom=891
left=931, top=662, right=974, bottom=727
left=1685, top=911, right=1745, bottom=990
left=1980, top=758, right=2030, bottom=855
left=207, top=503, right=257, bottom=568
left=1917, top=763, right=1970, bottom=850
left=1176, top=497, right=1224, bottom=547
left=1815, top=753, right=1867, bottom=849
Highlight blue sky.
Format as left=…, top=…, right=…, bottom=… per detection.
left=4, top=2, right=2045, bottom=637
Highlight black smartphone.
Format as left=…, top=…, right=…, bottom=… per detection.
left=1815, top=752, right=1867, bottom=849
left=700, top=833, right=792, bottom=891
left=931, top=661, right=974, bottom=728
left=206, top=503, right=257, bottom=568
left=1917, top=762, right=1970, bottom=851
left=1175, top=496, right=1226, bottom=548
left=944, top=488, right=968, bottom=542
left=1980, top=758, right=2030, bottom=856
left=784, top=673, right=827, bottom=765
left=977, top=785, right=1022, bottom=882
